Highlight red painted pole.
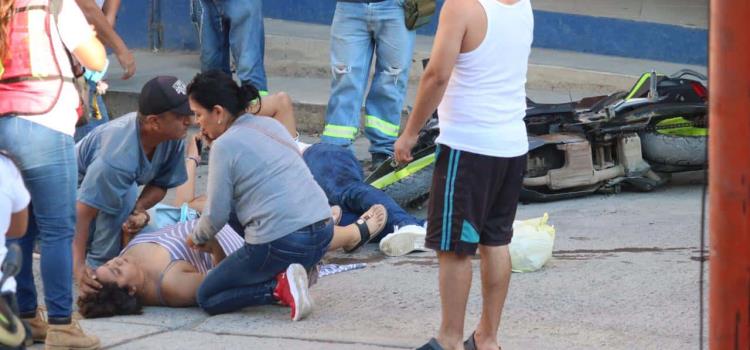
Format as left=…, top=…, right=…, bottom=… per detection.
left=709, top=0, right=750, bottom=349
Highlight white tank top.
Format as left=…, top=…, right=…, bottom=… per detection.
left=435, top=0, right=534, bottom=157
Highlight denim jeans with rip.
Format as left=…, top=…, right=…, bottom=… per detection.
left=322, top=0, right=416, bottom=156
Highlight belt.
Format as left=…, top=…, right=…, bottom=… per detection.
left=299, top=218, right=332, bottom=233
left=338, top=0, right=387, bottom=3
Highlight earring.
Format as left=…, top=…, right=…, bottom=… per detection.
left=218, top=119, right=222, bottom=125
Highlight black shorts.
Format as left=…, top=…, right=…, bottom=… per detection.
left=425, top=144, right=526, bottom=255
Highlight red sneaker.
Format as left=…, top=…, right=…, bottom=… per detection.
left=273, top=264, right=313, bottom=321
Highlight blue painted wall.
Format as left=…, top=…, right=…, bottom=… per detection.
left=115, top=0, right=707, bottom=65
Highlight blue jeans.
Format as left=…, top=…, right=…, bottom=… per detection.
left=0, top=117, right=77, bottom=319
left=303, top=143, right=423, bottom=239
left=196, top=219, right=333, bottom=315
left=74, top=80, right=110, bottom=142
left=322, top=0, right=416, bottom=156
left=198, top=0, right=268, bottom=92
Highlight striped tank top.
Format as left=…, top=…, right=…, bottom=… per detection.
left=122, top=219, right=244, bottom=274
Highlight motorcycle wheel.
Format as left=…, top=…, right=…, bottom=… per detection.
left=641, top=132, right=707, bottom=167
left=0, top=314, right=26, bottom=348
left=381, top=163, right=435, bottom=208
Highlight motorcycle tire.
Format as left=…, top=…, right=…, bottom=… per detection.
left=0, top=314, right=25, bottom=349
left=640, top=132, right=707, bottom=166
left=381, top=163, right=435, bottom=208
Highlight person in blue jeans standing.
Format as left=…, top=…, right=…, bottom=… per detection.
left=186, top=70, right=332, bottom=320
left=0, top=0, right=107, bottom=347
left=197, top=0, right=268, bottom=95
left=323, top=0, right=416, bottom=170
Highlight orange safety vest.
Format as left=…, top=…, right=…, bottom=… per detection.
left=0, top=0, right=66, bottom=116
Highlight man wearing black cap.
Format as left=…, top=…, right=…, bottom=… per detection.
left=72, top=76, right=193, bottom=294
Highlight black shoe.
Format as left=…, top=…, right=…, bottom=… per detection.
left=370, top=152, right=390, bottom=171
left=416, top=338, right=444, bottom=350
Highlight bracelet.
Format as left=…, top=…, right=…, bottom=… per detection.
left=186, top=156, right=201, bottom=167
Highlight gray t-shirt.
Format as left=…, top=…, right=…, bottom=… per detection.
left=76, top=112, right=187, bottom=215
left=192, top=115, right=331, bottom=245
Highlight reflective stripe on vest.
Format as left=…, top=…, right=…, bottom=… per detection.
left=0, top=0, right=65, bottom=116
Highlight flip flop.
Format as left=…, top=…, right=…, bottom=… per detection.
left=416, top=338, right=445, bottom=350
left=343, top=205, right=387, bottom=254
left=464, top=332, right=501, bottom=350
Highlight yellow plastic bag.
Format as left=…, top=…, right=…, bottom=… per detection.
left=509, top=213, right=555, bottom=273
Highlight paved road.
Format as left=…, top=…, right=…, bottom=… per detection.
left=29, top=133, right=707, bottom=349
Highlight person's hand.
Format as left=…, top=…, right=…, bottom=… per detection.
left=186, top=235, right=212, bottom=253
left=122, top=210, right=149, bottom=236
left=115, top=49, right=136, bottom=80
left=76, top=265, right=102, bottom=299
left=394, top=131, right=419, bottom=165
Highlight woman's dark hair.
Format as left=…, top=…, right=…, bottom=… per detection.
left=0, top=0, right=13, bottom=61
left=77, top=283, right=143, bottom=319
left=187, top=69, right=261, bottom=118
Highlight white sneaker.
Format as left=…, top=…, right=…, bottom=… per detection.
left=379, top=224, right=430, bottom=257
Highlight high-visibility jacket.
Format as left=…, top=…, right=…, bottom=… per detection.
left=0, top=0, right=67, bottom=116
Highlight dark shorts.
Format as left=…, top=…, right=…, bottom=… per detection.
left=425, top=144, right=526, bottom=255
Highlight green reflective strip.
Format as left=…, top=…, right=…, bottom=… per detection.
left=626, top=73, right=666, bottom=100
left=259, top=90, right=269, bottom=97
left=322, top=124, right=358, bottom=140
left=371, top=152, right=436, bottom=189
left=656, top=117, right=708, bottom=136
left=365, top=115, right=399, bottom=137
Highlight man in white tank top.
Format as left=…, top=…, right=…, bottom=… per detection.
left=395, top=0, right=533, bottom=349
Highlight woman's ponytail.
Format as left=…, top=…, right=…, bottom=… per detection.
left=239, top=82, right=261, bottom=114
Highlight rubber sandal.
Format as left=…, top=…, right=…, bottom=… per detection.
left=343, top=218, right=372, bottom=253
left=343, top=207, right=387, bottom=253
left=416, top=338, right=445, bottom=350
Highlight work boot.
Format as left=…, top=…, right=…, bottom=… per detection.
left=21, top=308, right=47, bottom=345
left=45, top=319, right=100, bottom=350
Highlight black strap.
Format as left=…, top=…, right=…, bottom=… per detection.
left=344, top=219, right=371, bottom=254
left=0, top=75, right=73, bottom=84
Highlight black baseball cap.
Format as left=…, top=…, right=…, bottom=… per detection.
left=138, top=76, right=192, bottom=116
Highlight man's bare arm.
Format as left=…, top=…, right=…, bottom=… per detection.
left=394, top=0, right=469, bottom=163
left=75, top=0, right=136, bottom=79
left=101, top=0, right=121, bottom=26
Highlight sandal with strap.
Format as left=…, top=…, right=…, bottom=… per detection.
left=343, top=205, right=387, bottom=253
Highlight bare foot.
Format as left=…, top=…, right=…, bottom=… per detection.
left=343, top=204, right=388, bottom=252
left=331, top=205, right=342, bottom=225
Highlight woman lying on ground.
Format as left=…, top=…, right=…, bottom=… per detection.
left=76, top=107, right=390, bottom=320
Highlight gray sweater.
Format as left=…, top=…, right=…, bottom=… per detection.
left=191, top=115, right=331, bottom=245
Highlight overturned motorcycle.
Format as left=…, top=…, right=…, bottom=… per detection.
left=366, top=69, right=708, bottom=206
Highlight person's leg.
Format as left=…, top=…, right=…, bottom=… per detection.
left=303, top=143, right=365, bottom=205
left=85, top=184, right=138, bottom=268
left=197, top=220, right=333, bottom=315
left=199, top=0, right=231, bottom=75
left=327, top=204, right=387, bottom=252
left=255, top=92, right=297, bottom=137
left=436, top=251, right=473, bottom=350
left=0, top=118, right=76, bottom=321
left=473, top=245, right=511, bottom=350
left=473, top=155, right=526, bottom=349
left=224, top=0, right=268, bottom=92
left=321, top=2, right=374, bottom=148
left=0, top=117, right=99, bottom=348
left=363, top=0, right=416, bottom=157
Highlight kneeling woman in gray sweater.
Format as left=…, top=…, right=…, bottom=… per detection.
left=186, top=70, right=333, bottom=320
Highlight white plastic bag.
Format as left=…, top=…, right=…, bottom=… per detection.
left=509, top=213, right=555, bottom=272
